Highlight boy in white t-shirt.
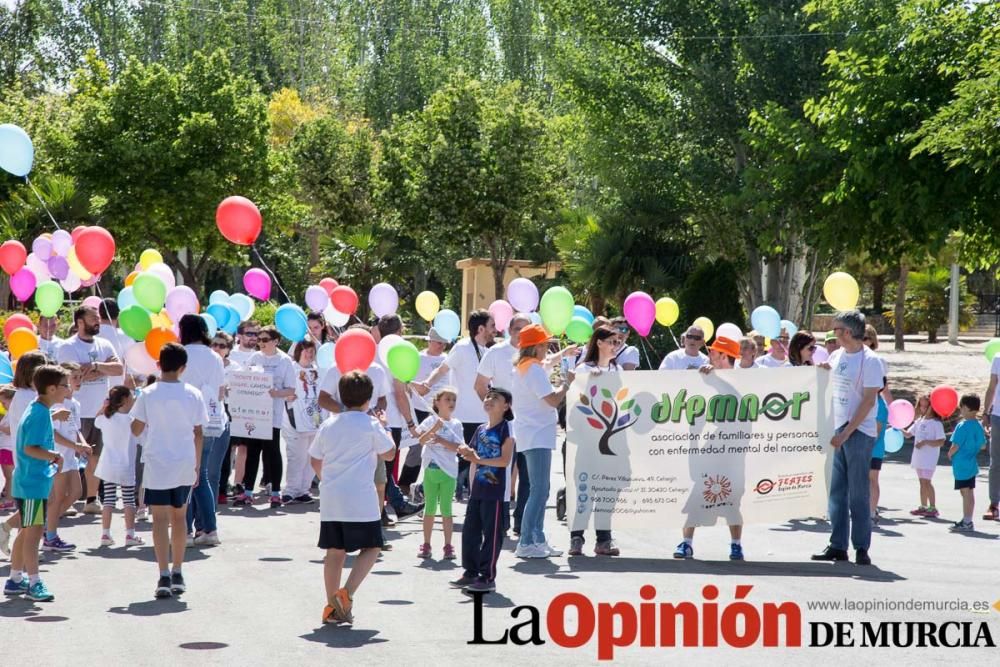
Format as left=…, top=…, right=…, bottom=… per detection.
left=130, top=343, right=208, bottom=600
left=310, top=371, right=396, bottom=625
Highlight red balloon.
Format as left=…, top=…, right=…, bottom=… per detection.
left=319, top=277, right=339, bottom=298
left=3, top=313, right=35, bottom=340
left=216, top=196, right=262, bottom=246
left=334, top=329, right=376, bottom=374
left=330, top=285, right=358, bottom=315
left=74, top=226, right=116, bottom=275
left=0, top=240, right=27, bottom=276
left=930, top=385, right=959, bottom=418
left=70, top=225, right=89, bottom=243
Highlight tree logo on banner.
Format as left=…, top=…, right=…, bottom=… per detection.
left=576, top=384, right=641, bottom=456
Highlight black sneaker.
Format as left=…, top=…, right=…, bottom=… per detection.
left=381, top=510, right=395, bottom=527
left=811, top=546, right=849, bottom=561
left=155, top=576, right=172, bottom=599
left=394, top=502, right=424, bottom=521
left=170, top=572, right=186, bottom=594
left=295, top=494, right=315, bottom=504
left=449, top=575, right=477, bottom=588
left=855, top=549, right=872, bottom=565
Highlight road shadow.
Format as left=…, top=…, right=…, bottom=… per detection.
left=415, top=559, right=459, bottom=572
left=769, top=518, right=831, bottom=534
left=510, top=559, right=561, bottom=575
left=300, top=627, right=388, bottom=648
left=455, top=591, right=516, bottom=609
left=82, top=547, right=210, bottom=564
left=565, top=556, right=905, bottom=581
left=109, top=599, right=189, bottom=616
left=0, top=599, right=41, bottom=618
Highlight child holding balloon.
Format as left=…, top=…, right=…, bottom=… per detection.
left=412, top=387, right=464, bottom=559
left=906, top=395, right=945, bottom=517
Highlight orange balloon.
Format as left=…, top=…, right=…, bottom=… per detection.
left=8, top=327, right=39, bottom=360
left=144, top=327, right=178, bottom=361
left=124, top=271, right=139, bottom=286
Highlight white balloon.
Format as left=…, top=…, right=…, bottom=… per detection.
left=716, top=322, right=743, bottom=342
left=323, top=304, right=349, bottom=327
left=377, top=334, right=404, bottom=368
left=147, top=262, right=176, bottom=290
left=209, top=290, right=230, bottom=305
left=25, top=252, right=51, bottom=282
left=60, top=271, right=82, bottom=293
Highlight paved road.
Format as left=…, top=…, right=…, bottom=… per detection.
left=3, top=459, right=1000, bottom=665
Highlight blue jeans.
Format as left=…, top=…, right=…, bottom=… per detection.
left=206, top=424, right=231, bottom=501
left=828, top=428, right=875, bottom=551
left=518, top=448, right=552, bottom=547
left=187, top=436, right=218, bottom=534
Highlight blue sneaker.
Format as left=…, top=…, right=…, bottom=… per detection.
left=27, top=580, right=54, bottom=602
left=4, top=578, right=29, bottom=596
left=42, top=536, right=76, bottom=552
left=673, top=541, right=693, bottom=559
left=729, top=543, right=745, bottom=561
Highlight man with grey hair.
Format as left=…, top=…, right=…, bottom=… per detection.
left=658, top=325, right=709, bottom=370
left=812, top=310, right=883, bottom=565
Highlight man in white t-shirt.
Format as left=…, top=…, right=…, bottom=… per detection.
left=610, top=317, right=640, bottom=369
left=56, top=305, right=124, bottom=513
left=812, top=310, right=882, bottom=566
left=98, top=299, right=131, bottom=387
left=37, top=315, right=64, bottom=361
left=229, top=320, right=260, bottom=367
left=397, top=327, right=449, bottom=495
left=659, top=325, right=709, bottom=370
left=982, top=350, right=1000, bottom=520
left=755, top=328, right=791, bottom=368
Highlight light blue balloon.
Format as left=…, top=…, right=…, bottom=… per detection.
left=206, top=303, right=231, bottom=331
left=573, top=305, right=594, bottom=325
left=209, top=290, right=230, bottom=305
left=275, top=303, right=308, bottom=342
left=0, top=353, right=13, bottom=383
left=228, top=292, right=254, bottom=321
left=317, top=342, right=335, bottom=371
left=0, top=124, right=34, bottom=177
left=222, top=305, right=241, bottom=335
left=780, top=319, right=798, bottom=337
left=529, top=312, right=542, bottom=325
left=117, top=286, right=137, bottom=310
left=884, top=428, right=904, bottom=454
left=750, top=305, right=781, bottom=339
left=433, top=309, right=461, bottom=342
left=200, top=313, right=218, bottom=338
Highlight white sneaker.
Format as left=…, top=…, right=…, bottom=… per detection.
left=540, top=542, right=563, bottom=557
left=514, top=543, right=548, bottom=559
left=100, top=534, right=115, bottom=547
left=125, top=534, right=145, bottom=547
left=193, top=531, right=220, bottom=546
left=185, top=534, right=195, bottom=548
left=0, top=521, right=12, bottom=556
left=135, top=507, right=148, bottom=522
left=83, top=501, right=102, bottom=515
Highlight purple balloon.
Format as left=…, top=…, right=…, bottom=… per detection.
left=506, top=278, right=539, bottom=312
left=81, top=273, right=101, bottom=287
left=32, top=236, right=52, bottom=260
left=243, top=268, right=271, bottom=301
left=623, top=291, right=656, bottom=337
left=47, top=255, right=69, bottom=280
left=305, top=285, right=329, bottom=312
left=368, top=282, right=398, bottom=318
left=51, top=229, right=72, bottom=256
left=10, top=267, right=37, bottom=302
left=165, top=285, right=199, bottom=323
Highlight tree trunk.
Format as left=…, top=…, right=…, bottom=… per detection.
left=872, top=272, right=886, bottom=314
left=894, top=262, right=908, bottom=351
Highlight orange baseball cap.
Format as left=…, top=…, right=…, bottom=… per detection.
left=517, top=323, right=552, bottom=349
left=707, top=336, right=740, bottom=359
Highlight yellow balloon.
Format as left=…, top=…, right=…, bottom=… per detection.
left=414, top=290, right=440, bottom=322
left=140, top=248, right=163, bottom=271
left=655, top=297, right=679, bottom=327
left=67, top=246, right=93, bottom=281
left=823, top=271, right=860, bottom=311
left=8, top=328, right=39, bottom=360
left=150, top=310, right=172, bottom=329
left=692, top=316, right=715, bottom=342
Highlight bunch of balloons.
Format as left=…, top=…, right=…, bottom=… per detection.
left=6, top=226, right=116, bottom=307
left=3, top=313, right=39, bottom=360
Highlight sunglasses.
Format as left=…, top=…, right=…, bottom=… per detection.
left=615, top=326, right=630, bottom=334
left=685, top=335, right=703, bottom=341
left=258, top=337, right=273, bottom=343
left=243, top=331, right=259, bottom=338
left=211, top=342, right=229, bottom=349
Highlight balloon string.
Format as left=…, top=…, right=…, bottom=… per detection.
left=251, top=244, right=291, bottom=302
left=637, top=336, right=655, bottom=370
left=24, top=176, right=63, bottom=230
left=666, top=326, right=680, bottom=349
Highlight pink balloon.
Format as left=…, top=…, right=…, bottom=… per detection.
left=305, top=285, right=329, bottom=312
left=124, top=341, right=158, bottom=376
left=82, top=295, right=103, bottom=309
left=243, top=268, right=271, bottom=301
left=622, top=291, right=656, bottom=337
left=489, top=300, right=514, bottom=332
left=10, top=267, right=37, bottom=301
left=60, top=271, right=81, bottom=293
left=25, top=253, right=50, bottom=281
left=147, top=262, right=176, bottom=290
left=888, top=399, right=916, bottom=430
left=165, top=285, right=199, bottom=323
left=811, top=346, right=829, bottom=364
left=506, top=278, right=539, bottom=312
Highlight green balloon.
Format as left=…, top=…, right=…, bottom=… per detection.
left=34, top=280, right=64, bottom=317
left=985, top=339, right=1000, bottom=362
left=539, top=286, right=574, bottom=336
left=565, top=316, right=593, bottom=345
left=132, top=272, right=166, bottom=313
left=120, top=305, right=153, bottom=341
left=386, top=340, right=420, bottom=383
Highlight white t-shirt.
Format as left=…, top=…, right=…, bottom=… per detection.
left=991, top=356, right=1000, bottom=415
left=910, top=417, right=945, bottom=470
left=319, top=363, right=389, bottom=411
left=829, top=347, right=883, bottom=438
left=477, top=341, right=517, bottom=395
left=309, top=411, right=394, bottom=522
left=659, top=349, right=708, bottom=371
left=94, top=412, right=136, bottom=485
left=53, top=398, right=81, bottom=470
left=39, top=336, right=64, bottom=361
left=0, top=415, right=11, bottom=453
left=229, top=347, right=255, bottom=367
left=444, top=338, right=488, bottom=424
left=181, top=344, right=227, bottom=436
left=417, top=414, right=463, bottom=478
left=57, top=335, right=120, bottom=418
left=247, top=350, right=296, bottom=428
left=511, top=363, right=558, bottom=452
left=615, top=345, right=641, bottom=369
left=99, top=323, right=129, bottom=384
left=412, top=351, right=447, bottom=414
left=378, top=361, right=414, bottom=429
left=755, top=353, right=790, bottom=368
left=575, top=361, right=619, bottom=376
left=286, top=363, right=325, bottom=433
left=131, top=381, right=207, bottom=489
left=9, top=388, right=36, bottom=438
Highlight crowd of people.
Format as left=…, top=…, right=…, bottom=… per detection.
left=0, top=301, right=991, bottom=625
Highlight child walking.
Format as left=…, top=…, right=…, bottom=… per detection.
left=870, top=390, right=888, bottom=524
left=4, top=364, right=69, bottom=601
left=453, top=388, right=515, bottom=595
left=309, top=371, right=396, bottom=625
left=130, top=344, right=208, bottom=598
left=96, top=385, right=143, bottom=547
left=907, top=395, right=945, bottom=517
left=281, top=337, right=323, bottom=504
left=0, top=385, right=16, bottom=512
left=948, top=394, right=987, bottom=532
left=44, top=362, right=92, bottom=552
left=413, top=387, right=463, bottom=559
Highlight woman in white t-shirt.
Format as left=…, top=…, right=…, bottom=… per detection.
left=511, top=324, right=569, bottom=560
left=282, top=338, right=324, bottom=504
left=905, top=395, right=945, bottom=517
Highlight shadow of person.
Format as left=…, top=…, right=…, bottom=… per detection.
left=108, top=599, right=189, bottom=616
left=300, top=627, right=388, bottom=648
left=566, top=555, right=905, bottom=581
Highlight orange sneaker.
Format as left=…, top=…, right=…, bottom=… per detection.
left=332, top=588, right=354, bottom=624
left=322, top=605, right=337, bottom=624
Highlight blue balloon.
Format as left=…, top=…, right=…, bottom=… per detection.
left=573, top=305, right=594, bottom=325
left=750, top=306, right=781, bottom=339
left=780, top=319, right=798, bottom=337
left=200, top=313, right=218, bottom=338
left=222, top=305, right=242, bottom=335
left=228, top=293, right=254, bottom=321
left=209, top=290, right=230, bottom=305
left=206, top=303, right=231, bottom=331
left=0, top=124, right=34, bottom=177
left=432, top=309, right=461, bottom=342
left=884, top=428, right=904, bottom=454
left=117, top=286, right=137, bottom=310
left=528, top=312, right=542, bottom=325
left=0, top=353, right=13, bottom=383
left=317, top=342, right=335, bottom=370
left=275, top=303, right=308, bottom=342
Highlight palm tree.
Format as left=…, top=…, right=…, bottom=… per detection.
left=0, top=174, right=97, bottom=239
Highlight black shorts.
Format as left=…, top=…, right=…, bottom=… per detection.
left=230, top=435, right=251, bottom=448
left=318, top=520, right=384, bottom=552
left=870, top=458, right=883, bottom=471
left=954, top=477, right=976, bottom=490
left=144, top=486, right=192, bottom=508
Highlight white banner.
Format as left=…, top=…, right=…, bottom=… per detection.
left=566, top=367, right=834, bottom=533
left=228, top=369, right=274, bottom=440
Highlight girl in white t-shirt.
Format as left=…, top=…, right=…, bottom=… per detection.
left=412, top=387, right=464, bottom=559
left=905, top=395, right=945, bottom=518
left=95, top=385, right=142, bottom=547
left=0, top=385, right=16, bottom=512
left=282, top=339, right=325, bottom=503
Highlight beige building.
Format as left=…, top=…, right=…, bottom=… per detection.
left=456, top=258, right=561, bottom=332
